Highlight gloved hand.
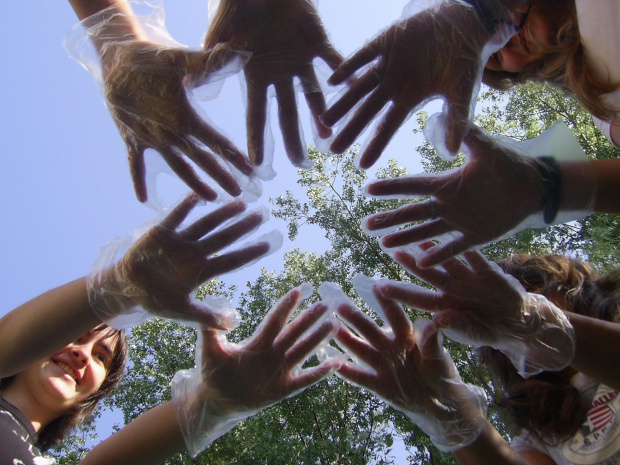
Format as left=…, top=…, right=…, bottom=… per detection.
left=203, top=0, right=344, bottom=172
left=87, top=194, right=281, bottom=329
left=65, top=0, right=254, bottom=203
left=379, top=246, right=576, bottom=377
left=320, top=276, right=487, bottom=452
left=322, top=0, right=515, bottom=167
left=363, top=121, right=594, bottom=268
left=171, top=284, right=344, bottom=457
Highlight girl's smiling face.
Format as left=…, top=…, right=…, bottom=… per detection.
left=485, top=2, right=552, bottom=73
left=18, top=330, right=117, bottom=414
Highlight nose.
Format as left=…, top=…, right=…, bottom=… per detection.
left=70, top=344, right=91, bottom=367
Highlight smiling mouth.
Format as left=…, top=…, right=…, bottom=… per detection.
left=54, top=361, right=79, bottom=384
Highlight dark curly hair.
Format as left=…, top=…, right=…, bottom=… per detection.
left=0, top=324, right=128, bottom=451
left=481, top=254, right=620, bottom=445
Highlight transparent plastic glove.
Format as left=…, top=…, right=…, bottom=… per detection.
left=379, top=246, right=576, bottom=377
left=171, top=284, right=344, bottom=457
left=87, top=194, right=282, bottom=330
left=65, top=1, right=254, bottom=203
left=363, top=121, right=594, bottom=268
left=320, top=278, right=487, bottom=452
left=203, top=0, right=344, bottom=171
left=322, top=0, right=515, bottom=168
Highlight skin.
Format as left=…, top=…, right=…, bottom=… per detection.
left=485, top=2, right=551, bottom=73
left=2, top=331, right=115, bottom=432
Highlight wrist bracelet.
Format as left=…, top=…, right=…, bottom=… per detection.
left=536, top=156, right=562, bottom=225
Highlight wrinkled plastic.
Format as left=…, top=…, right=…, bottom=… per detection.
left=362, top=120, right=595, bottom=268
left=171, top=284, right=344, bottom=457
left=203, top=0, right=343, bottom=173
left=64, top=0, right=258, bottom=206
left=378, top=247, right=576, bottom=377
left=87, top=195, right=282, bottom=330
left=322, top=0, right=516, bottom=169
left=320, top=278, right=487, bottom=452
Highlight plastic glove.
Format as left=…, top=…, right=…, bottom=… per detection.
left=171, top=284, right=344, bottom=457
left=363, top=121, right=594, bottom=268
left=320, top=277, right=487, bottom=452
left=379, top=246, right=576, bottom=377
left=65, top=1, right=254, bottom=203
left=87, top=194, right=282, bottom=330
left=203, top=0, right=344, bottom=172
left=322, top=0, right=515, bottom=168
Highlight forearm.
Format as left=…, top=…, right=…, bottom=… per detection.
left=80, top=402, right=185, bottom=465
left=67, top=0, right=146, bottom=51
left=565, top=312, right=620, bottom=391
left=559, top=159, right=620, bottom=214
left=0, top=277, right=101, bottom=378
left=453, top=420, right=530, bottom=465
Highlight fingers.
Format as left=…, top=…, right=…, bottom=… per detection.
left=319, top=44, right=345, bottom=72
left=461, top=249, right=493, bottom=273
left=198, top=242, right=270, bottom=282
left=306, top=90, right=333, bottom=139
left=366, top=175, right=441, bottom=197
left=334, top=324, right=380, bottom=370
left=364, top=202, right=434, bottom=231
left=446, top=80, right=474, bottom=153
left=276, top=302, right=328, bottom=352
left=256, top=289, right=303, bottom=345
left=159, top=146, right=219, bottom=201
left=328, top=44, right=378, bottom=86
left=159, top=193, right=201, bottom=230
left=126, top=143, right=148, bottom=203
left=180, top=142, right=242, bottom=197
left=190, top=121, right=254, bottom=177
left=197, top=210, right=264, bottom=255
left=392, top=251, right=449, bottom=289
left=336, top=302, right=387, bottom=350
left=417, top=237, right=473, bottom=268
left=246, top=80, right=269, bottom=166
left=186, top=304, right=234, bottom=331
left=336, top=363, right=378, bottom=391
left=286, top=358, right=339, bottom=394
left=374, top=291, right=412, bottom=342
left=329, top=87, right=387, bottom=155
left=322, top=70, right=379, bottom=128
left=381, top=220, right=451, bottom=248
left=274, top=80, right=306, bottom=167
left=285, top=318, right=335, bottom=367
left=181, top=200, right=247, bottom=240
left=358, top=104, right=410, bottom=169
left=379, top=281, right=440, bottom=313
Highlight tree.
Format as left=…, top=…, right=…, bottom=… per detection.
left=55, top=82, right=618, bottom=464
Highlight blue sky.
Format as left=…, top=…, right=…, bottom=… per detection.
left=1, top=0, right=430, bottom=313
left=1, top=0, right=430, bottom=456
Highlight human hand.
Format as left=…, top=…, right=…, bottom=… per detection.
left=66, top=2, right=254, bottom=203
left=87, top=194, right=281, bottom=330
left=203, top=0, right=344, bottom=169
left=171, top=284, right=343, bottom=457
left=322, top=0, right=514, bottom=168
left=321, top=277, right=486, bottom=452
left=363, top=125, right=550, bottom=267
left=379, top=246, right=576, bottom=377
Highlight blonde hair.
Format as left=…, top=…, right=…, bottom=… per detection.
left=482, top=0, right=620, bottom=122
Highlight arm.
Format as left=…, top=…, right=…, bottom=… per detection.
left=79, top=402, right=185, bottom=465
left=560, top=159, right=620, bottom=214
left=565, top=312, right=620, bottom=391
left=0, top=197, right=278, bottom=378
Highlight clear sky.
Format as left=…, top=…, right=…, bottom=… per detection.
left=1, top=0, right=430, bottom=314
left=0, top=0, right=432, bottom=456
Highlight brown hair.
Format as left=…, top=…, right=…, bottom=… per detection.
left=482, top=0, right=620, bottom=122
left=0, top=324, right=128, bottom=451
left=481, top=254, right=620, bottom=444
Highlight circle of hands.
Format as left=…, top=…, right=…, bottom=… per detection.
left=79, top=0, right=577, bottom=451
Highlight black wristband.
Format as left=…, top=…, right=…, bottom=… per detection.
left=536, top=156, right=562, bottom=225
left=461, top=0, right=512, bottom=36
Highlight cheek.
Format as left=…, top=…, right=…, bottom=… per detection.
left=84, top=365, right=108, bottom=395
